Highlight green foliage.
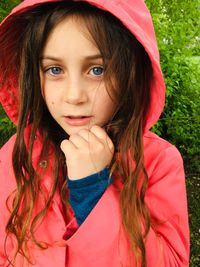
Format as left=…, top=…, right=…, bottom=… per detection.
left=153, top=56, right=200, bottom=173
left=0, top=105, right=16, bottom=147
left=0, top=0, right=20, bottom=20
left=146, top=0, right=200, bottom=172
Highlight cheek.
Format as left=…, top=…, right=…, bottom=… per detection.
left=103, top=88, right=116, bottom=109
left=40, top=72, right=56, bottom=102
left=95, top=89, right=116, bottom=116
left=42, top=83, right=59, bottom=105
left=106, top=101, right=116, bottom=118
left=46, top=98, right=56, bottom=111
left=42, top=91, right=56, bottom=113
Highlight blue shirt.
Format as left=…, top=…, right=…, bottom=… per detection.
left=67, top=168, right=112, bottom=225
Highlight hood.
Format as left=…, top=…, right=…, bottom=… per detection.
left=0, top=0, right=165, bottom=131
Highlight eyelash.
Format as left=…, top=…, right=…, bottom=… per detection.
left=44, top=66, right=104, bottom=77
left=45, top=66, right=63, bottom=76
left=89, top=66, right=104, bottom=76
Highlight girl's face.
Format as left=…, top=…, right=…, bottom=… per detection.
left=40, top=16, right=116, bottom=136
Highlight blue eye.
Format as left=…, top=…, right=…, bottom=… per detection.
left=48, top=67, right=62, bottom=75
left=90, top=67, right=104, bottom=76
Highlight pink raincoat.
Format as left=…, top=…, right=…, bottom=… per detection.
left=0, top=0, right=189, bottom=266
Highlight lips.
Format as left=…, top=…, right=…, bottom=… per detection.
left=64, top=115, right=93, bottom=126
left=67, top=116, right=88, bottom=119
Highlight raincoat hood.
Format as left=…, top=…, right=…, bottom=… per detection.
left=0, top=0, right=165, bottom=130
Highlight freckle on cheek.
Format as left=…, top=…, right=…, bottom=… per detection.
left=51, top=101, right=54, bottom=105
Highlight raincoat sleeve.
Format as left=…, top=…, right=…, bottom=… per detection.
left=144, top=145, right=190, bottom=266
left=0, top=136, right=16, bottom=266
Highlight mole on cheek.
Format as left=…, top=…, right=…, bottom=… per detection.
left=51, top=101, right=55, bottom=105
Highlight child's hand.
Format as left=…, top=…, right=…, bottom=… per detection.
left=60, top=125, right=114, bottom=180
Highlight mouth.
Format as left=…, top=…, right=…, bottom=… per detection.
left=66, top=115, right=90, bottom=119
left=64, top=115, right=93, bottom=126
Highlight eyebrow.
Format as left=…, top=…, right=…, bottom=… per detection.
left=40, top=54, right=103, bottom=62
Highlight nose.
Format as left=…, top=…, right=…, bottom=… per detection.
left=64, top=75, right=87, bottom=105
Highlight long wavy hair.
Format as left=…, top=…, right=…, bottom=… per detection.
left=0, top=1, right=153, bottom=266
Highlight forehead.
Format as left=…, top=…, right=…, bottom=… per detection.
left=42, top=16, right=99, bottom=55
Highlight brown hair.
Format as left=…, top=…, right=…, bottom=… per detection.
left=0, top=1, right=153, bottom=266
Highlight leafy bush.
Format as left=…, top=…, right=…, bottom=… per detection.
left=146, top=0, right=200, bottom=173
left=0, top=0, right=20, bottom=20
left=0, top=105, right=16, bottom=148
left=152, top=56, right=200, bottom=173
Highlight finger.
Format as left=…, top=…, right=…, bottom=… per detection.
left=90, top=125, right=107, bottom=140
left=77, top=128, right=101, bottom=145
left=69, top=134, right=88, bottom=148
left=60, top=139, right=77, bottom=156
left=90, top=125, right=114, bottom=152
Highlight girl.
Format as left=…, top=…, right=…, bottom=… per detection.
left=0, top=0, right=189, bottom=266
